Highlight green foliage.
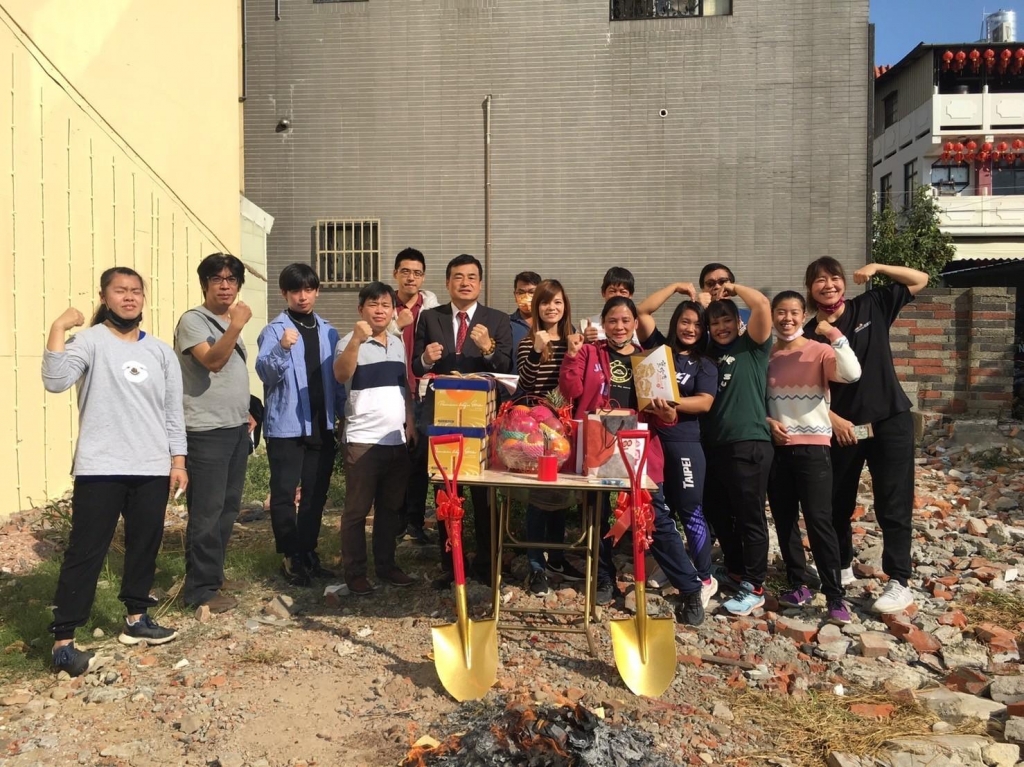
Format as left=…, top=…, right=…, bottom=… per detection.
left=872, top=186, right=956, bottom=286
left=242, top=446, right=346, bottom=509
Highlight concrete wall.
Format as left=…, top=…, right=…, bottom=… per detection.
left=0, top=2, right=252, bottom=518
left=243, top=0, right=871, bottom=331
left=892, top=287, right=1016, bottom=415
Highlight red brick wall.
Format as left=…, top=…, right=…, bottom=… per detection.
left=890, top=287, right=1016, bottom=415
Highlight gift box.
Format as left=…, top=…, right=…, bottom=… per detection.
left=431, top=376, right=498, bottom=428
left=428, top=425, right=491, bottom=477
left=582, top=410, right=648, bottom=480
left=630, top=345, right=682, bottom=412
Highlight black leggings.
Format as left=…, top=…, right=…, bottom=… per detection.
left=661, top=440, right=712, bottom=581
left=50, top=475, right=168, bottom=641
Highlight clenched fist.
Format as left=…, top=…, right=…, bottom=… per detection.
left=423, top=342, right=444, bottom=364
left=566, top=333, right=585, bottom=358
left=280, top=328, right=300, bottom=350
left=353, top=320, right=372, bottom=343
left=53, top=307, right=85, bottom=332
left=469, top=324, right=491, bottom=352
left=815, top=320, right=834, bottom=338
left=396, top=307, right=415, bottom=330
left=228, top=300, right=252, bottom=330
left=534, top=329, right=553, bottom=353
left=853, top=263, right=878, bottom=285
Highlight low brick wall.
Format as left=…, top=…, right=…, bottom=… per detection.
left=890, top=287, right=1016, bottom=415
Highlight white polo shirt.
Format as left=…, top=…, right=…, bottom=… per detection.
left=337, top=332, right=408, bottom=445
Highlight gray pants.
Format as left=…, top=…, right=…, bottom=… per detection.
left=184, top=425, right=250, bottom=606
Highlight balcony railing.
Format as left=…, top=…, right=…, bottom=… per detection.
left=936, top=193, right=1024, bottom=230
left=934, top=89, right=1024, bottom=134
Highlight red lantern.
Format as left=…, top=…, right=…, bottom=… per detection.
left=1016, top=48, right=1024, bottom=60
left=998, top=141, right=1009, bottom=152
left=955, top=151, right=965, bottom=163
left=966, top=140, right=978, bottom=152
left=955, top=142, right=965, bottom=152
left=970, top=49, right=981, bottom=72
left=954, top=50, right=967, bottom=71
left=944, top=141, right=955, bottom=152
left=982, top=141, right=993, bottom=152
left=943, top=50, right=954, bottom=71
left=980, top=151, right=991, bottom=162
left=985, top=48, right=996, bottom=70
left=1014, top=139, right=1024, bottom=150
left=993, top=151, right=1003, bottom=161
left=1001, top=48, right=1014, bottom=73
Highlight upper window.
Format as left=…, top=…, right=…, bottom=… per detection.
left=314, top=219, right=380, bottom=287
left=883, top=91, right=899, bottom=128
left=930, top=161, right=969, bottom=195
left=611, top=0, right=731, bottom=20
left=903, top=159, right=918, bottom=206
left=879, top=173, right=892, bottom=212
left=992, top=166, right=1024, bottom=196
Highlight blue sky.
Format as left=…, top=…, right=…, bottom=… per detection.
left=872, top=1, right=1023, bottom=66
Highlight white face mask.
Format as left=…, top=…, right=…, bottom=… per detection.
left=776, top=327, right=804, bottom=343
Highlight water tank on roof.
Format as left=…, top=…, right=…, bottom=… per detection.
left=985, top=9, right=1017, bottom=43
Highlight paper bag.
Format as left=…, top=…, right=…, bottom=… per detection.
left=630, top=345, right=682, bottom=412
left=583, top=410, right=648, bottom=479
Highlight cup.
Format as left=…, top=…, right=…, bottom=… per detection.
left=537, top=455, right=558, bottom=482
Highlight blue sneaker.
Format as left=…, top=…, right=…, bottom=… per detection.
left=722, top=581, right=765, bottom=616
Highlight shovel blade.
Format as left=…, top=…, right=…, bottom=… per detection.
left=609, top=616, right=677, bottom=697
left=432, top=618, right=499, bottom=702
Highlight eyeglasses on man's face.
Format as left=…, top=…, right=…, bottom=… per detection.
left=397, top=268, right=424, bottom=278
left=703, top=277, right=730, bottom=289
left=210, top=275, right=239, bottom=286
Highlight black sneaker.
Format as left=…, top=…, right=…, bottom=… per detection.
left=546, top=560, right=586, bottom=582
left=118, top=614, right=178, bottom=646
left=675, top=590, right=706, bottom=627
left=281, top=555, right=312, bottom=587
left=595, top=580, right=618, bottom=606
left=305, top=551, right=337, bottom=579
left=400, top=525, right=432, bottom=546
left=528, top=570, right=551, bottom=596
left=52, top=644, right=97, bottom=677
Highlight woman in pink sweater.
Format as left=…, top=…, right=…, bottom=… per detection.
left=766, top=291, right=861, bottom=625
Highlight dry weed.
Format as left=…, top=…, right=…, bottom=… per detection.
left=960, top=590, right=1024, bottom=636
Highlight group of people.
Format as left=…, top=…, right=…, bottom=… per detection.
left=41, top=247, right=927, bottom=678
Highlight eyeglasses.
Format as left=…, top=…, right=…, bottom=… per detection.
left=703, top=277, right=730, bottom=289
left=210, top=275, right=239, bottom=286
left=397, top=268, right=424, bottom=278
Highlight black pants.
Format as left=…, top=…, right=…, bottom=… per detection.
left=50, top=476, right=168, bottom=641
left=703, top=440, right=773, bottom=588
left=267, top=435, right=336, bottom=556
left=436, top=485, right=493, bottom=577
left=401, top=402, right=430, bottom=532
left=767, top=445, right=844, bottom=600
left=830, top=409, right=915, bottom=585
left=183, top=425, right=250, bottom=606
left=341, top=443, right=410, bottom=580
left=661, top=440, right=712, bottom=581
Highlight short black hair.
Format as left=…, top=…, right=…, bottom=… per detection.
left=445, top=254, right=483, bottom=281
left=197, top=252, right=245, bottom=292
left=279, top=263, right=320, bottom=292
left=600, top=296, right=638, bottom=321
left=705, top=298, right=739, bottom=324
left=514, top=271, right=541, bottom=288
left=358, top=281, right=398, bottom=307
left=394, top=247, right=425, bottom=271
left=699, top=263, right=736, bottom=287
left=601, top=267, right=635, bottom=294
left=772, top=290, right=806, bottom=311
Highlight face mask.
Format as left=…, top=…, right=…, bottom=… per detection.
left=106, top=309, right=143, bottom=331
left=516, top=295, right=533, bottom=315
left=606, top=335, right=631, bottom=351
left=818, top=297, right=845, bottom=315
left=777, top=327, right=804, bottom=342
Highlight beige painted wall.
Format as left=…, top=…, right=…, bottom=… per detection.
left=0, top=2, right=257, bottom=518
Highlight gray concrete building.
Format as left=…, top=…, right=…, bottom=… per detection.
left=243, top=0, right=870, bottom=328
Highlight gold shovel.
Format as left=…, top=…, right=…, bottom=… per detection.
left=429, top=434, right=498, bottom=702
left=608, top=430, right=677, bottom=697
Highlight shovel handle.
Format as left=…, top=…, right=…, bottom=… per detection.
left=616, top=431, right=650, bottom=584
left=429, top=434, right=467, bottom=587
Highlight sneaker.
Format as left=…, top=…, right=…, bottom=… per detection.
left=675, top=590, right=705, bottom=627
left=595, top=580, right=618, bottom=606
left=400, top=525, right=433, bottom=546
left=712, top=565, right=743, bottom=593
left=646, top=564, right=668, bottom=589
left=779, top=585, right=814, bottom=608
left=528, top=570, right=551, bottom=597
left=305, top=551, right=337, bottom=579
left=841, top=567, right=856, bottom=586
left=346, top=576, right=375, bottom=596
left=722, top=582, right=766, bottom=617
left=118, top=614, right=178, bottom=646
left=546, top=560, right=586, bottom=582
left=826, top=598, right=852, bottom=626
left=202, top=593, right=238, bottom=614
left=700, top=576, right=718, bottom=609
left=281, top=555, right=312, bottom=587
left=377, top=568, right=415, bottom=587
left=871, top=581, right=914, bottom=614
left=52, top=644, right=97, bottom=677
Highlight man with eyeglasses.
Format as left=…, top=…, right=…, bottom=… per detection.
left=174, top=253, right=253, bottom=615
left=414, top=254, right=513, bottom=589
left=390, top=248, right=439, bottom=545
left=698, top=263, right=750, bottom=332
left=334, top=282, right=416, bottom=595
left=510, top=271, right=541, bottom=371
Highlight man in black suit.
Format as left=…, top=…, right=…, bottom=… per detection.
left=413, top=254, right=513, bottom=588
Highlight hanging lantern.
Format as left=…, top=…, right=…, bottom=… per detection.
left=982, top=141, right=993, bottom=152
left=979, top=151, right=991, bottom=162
left=944, top=141, right=955, bottom=152
left=966, top=140, right=978, bottom=152
left=1000, top=48, right=1013, bottom=73
left=984, top=49, right=996, bottom=71
left=1014, top=139, right=1024, bottom=150
left=993, top=150, right=1003, bottom=162
left=969, top=49, right=981, bottom=72
left=955, top=141, right=965, bottom=152
left=942, top=50, right=954, bottom=71
left=998, top=141, right=1009, bottom=152
left=954, top=50, right=967, bottom=72
left=955, top=151, right=965, bottom=163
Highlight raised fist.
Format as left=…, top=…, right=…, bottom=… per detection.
left=228, top=300, right=252, bottom=329
left=534, top=330, right=552, bottom=353
left=280, top=328, right=300, bottom=350
left=470, top=323, right=491, bottom=352
left=423, top=342, right=444, bottom=364
left=53, top=307, right=85, bottom=332
left=396, top=307, right=415, bottom=330
left=353, top=320, right=372, bottom=343
left=815, top=320, right=834, bottom=338
left=566, top=333, right=585, bottom=358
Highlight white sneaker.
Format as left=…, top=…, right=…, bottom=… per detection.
left=871, top=581, right=914, bottom=614
left=700, top=576, right=719, bottom=609
left=647, top=564, right=668, bottom=589
left=841, top=567, right=856, bottom=586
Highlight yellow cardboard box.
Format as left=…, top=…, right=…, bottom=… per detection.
left=432, top=376, right=498, bottom=428
left=427, top=426, right=490, bottom=478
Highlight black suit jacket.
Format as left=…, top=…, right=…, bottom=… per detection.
left=412, top=302, right=514, bottom=378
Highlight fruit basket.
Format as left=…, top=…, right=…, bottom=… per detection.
left=493, top=401, right=572, bottom=473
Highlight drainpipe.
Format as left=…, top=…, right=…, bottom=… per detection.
left=239, top=0, right=247, bottom=102
left=483, top=94, right=492, bottom=305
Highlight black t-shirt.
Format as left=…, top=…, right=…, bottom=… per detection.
left=288, top=310, right=328, bottom=446
left=804, top=283, right=913, bottom=425
left=607, top=348, right=639, bottom=411
left=643, top=329, right=718, bottom=442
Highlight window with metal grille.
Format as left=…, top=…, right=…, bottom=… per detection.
left=611, top=0, right=730, bottom=20
left=314, top=219, right=380, bottom=287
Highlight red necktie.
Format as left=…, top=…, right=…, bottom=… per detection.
left=456, top=311, right=469, bottom=354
